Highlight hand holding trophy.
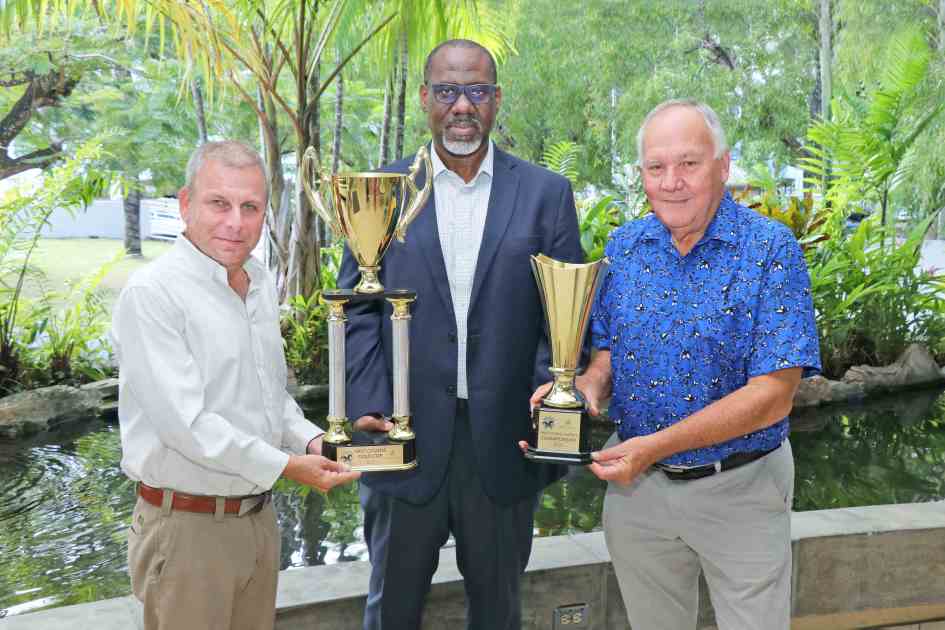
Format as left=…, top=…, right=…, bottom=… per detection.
left=525, top=254, right=602, bottom=465
left=299, top=146, right=433, bottom=471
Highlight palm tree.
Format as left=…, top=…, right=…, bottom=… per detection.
left=803, top=28, right=943, bottom=248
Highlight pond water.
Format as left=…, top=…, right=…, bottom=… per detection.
left=2, top=386, right=944, bottom=618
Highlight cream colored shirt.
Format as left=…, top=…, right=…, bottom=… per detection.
left=432, top=141, right=494, bottom=399
left=111, top=236, right=322, bottom=496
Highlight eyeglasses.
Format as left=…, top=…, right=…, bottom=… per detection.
left=428, top=83, right=497, bottom=105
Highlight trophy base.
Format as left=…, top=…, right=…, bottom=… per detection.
left=524, top=446, right=593, bottom=465
left=525, top=404, right=592, bottom=466
left=323, top=431, right=417, bottom=472
left=323, top=288, right=417, bottom=303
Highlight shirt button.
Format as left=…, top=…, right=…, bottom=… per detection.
left=446, top=385, right=456, bottom=395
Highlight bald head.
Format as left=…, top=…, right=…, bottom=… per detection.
left=423, top=39, right=497, bottom=84
left=636, top=99, right=727, bottom=166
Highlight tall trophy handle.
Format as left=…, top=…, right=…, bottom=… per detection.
left=300, top=146, right=343, bottom=236
left=394, top=145, right=434, bottom=242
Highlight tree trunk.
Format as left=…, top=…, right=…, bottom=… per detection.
left=378, top=72, right=393, bottom=168
left=191, top=77, right=209, bottom=144
left=288, top=143, right=321, bottom=298
left=939, top=0, right=945, bottom=53
left=258, top=86, right=290, bottom=296
left=394, top=30, right=408, bottom=161
left=818, top=0, right=832, bottom=121
left=123, top=184, right=142, bottom=257
left=332, top=71, right=343, bottom=174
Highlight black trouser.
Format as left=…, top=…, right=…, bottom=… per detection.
left=360, top=399, right=536, bottom=630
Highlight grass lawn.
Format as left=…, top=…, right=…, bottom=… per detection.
left=22, top=238, right=173, bottom=309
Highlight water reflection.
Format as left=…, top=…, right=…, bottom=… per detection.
left=1, top=387, right=944, bottom=617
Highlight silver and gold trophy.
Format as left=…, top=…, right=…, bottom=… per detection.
left=300, top=146, right=432, bottom=471
left=525, top=254, right=602, bottom=465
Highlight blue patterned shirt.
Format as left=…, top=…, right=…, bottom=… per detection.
left=590, top=193, right=821, bottom=466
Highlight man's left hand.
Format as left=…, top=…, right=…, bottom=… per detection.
left=588, top=435, right=658, bottom=486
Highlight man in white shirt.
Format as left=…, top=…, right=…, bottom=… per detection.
left=112, top=140, right=359, bottom=630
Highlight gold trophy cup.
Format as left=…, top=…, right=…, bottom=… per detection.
left=300, top=146, right=432, bottom=293
left=299, top=147, right=433, bottom=471
left=525, top=254, right=602, bottom=465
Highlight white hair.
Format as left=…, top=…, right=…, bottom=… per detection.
left=635, top=99, right=728, bottom=165
left=184, top=140, right=269, bottom=201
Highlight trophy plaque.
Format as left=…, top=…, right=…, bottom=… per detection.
left=525, top=254, right=602, bottom=465
left=300, top=146, right=432, bottom=471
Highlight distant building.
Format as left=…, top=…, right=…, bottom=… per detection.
left=40, top=197, right=182, bottom=240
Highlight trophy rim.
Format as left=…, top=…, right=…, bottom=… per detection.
left=531, top=253, right=603, bottom=271
left=332, top=171, right=410, bottom=179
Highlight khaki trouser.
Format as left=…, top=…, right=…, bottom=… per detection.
left=603, top=436, right=794, bottom=630
left=128, top=494, right=280, bottom=630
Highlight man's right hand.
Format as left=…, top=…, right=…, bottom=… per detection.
left=352, top=414, right=394, bottom=433
left=528, top=374, right=606, bottom=417
left=283, top=454, right=360, bottom=492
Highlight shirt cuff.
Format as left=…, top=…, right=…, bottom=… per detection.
left=284, top=421, right=324, bottom=456
left=247, top=441, right=291, bottom=490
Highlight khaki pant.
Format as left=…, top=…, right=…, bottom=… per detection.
left=127, top=495, right=280, bottom=630
left=603, top=437, right=794, bottom=630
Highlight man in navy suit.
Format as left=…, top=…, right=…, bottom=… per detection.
left=338, top=39, right=583, bottom=630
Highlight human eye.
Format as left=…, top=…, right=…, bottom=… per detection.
left=468, top=85, right=488, bottom=99
left=435, top=84, right=458, bottom=100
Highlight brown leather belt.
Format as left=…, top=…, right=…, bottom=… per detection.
left=137, top=482, right=270, bottom=516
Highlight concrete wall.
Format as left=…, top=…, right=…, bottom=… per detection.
left=3, top=501, right=944, bottom=630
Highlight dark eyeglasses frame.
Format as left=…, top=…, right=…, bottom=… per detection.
left=427, top=82, right=497, bottom=105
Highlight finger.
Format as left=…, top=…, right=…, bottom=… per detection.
left=318, top=457, right=350, bottom=473
left=529, top=383, right=553, bottom=410
left=517, top=440, right=529, bottom=453
left=592, top=445, right=625, bottom=462
left=589, top=461, right=623, bottom=482
left=353, top=417, right=393, bottom=432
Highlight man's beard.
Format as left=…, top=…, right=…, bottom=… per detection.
left=442, top=134, right=483, bottom=156
left=442, top=116, right=483, bottom=156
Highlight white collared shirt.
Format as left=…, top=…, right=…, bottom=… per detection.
left=432, top=141, right=494, bottom=399
left=111, top=236, right=322, bottom=496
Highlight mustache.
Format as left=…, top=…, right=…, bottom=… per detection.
left=446, top=114, right=481, bottom=128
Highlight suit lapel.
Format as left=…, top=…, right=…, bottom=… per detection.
left=469, top=148, right=520, bottom=311
left=409, top=164, right=454, bottom=314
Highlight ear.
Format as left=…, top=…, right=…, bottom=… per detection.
left=419, top=82, right=429, bottom=112
left=494, top=85, right=502, bottom=110
left=178, top=185, right=192, bottom=225
left=718, top=151, right=731, bottom=183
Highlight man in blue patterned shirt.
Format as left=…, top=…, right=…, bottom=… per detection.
left=555, top=99, right=821, bottom=629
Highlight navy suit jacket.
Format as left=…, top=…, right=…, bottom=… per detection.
left=338, top=146, right=584, bottom=506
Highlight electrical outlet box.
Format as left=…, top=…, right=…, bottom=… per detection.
left=553, top=602, right=590, bottom=628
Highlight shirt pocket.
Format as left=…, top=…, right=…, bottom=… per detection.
left=693, top=299, right=754, bottom=371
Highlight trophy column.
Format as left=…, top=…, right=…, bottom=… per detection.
left=388, top=295, right=416, bottom=442
left=321, top=295, right=353, bottom=461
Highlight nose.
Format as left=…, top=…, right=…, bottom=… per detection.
left=659, top=165, right=684, bottom=192
left=223, top=205, right=243, bottom=231
left=450, top=91, right=476, bottom=114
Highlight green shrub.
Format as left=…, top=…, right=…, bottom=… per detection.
left=0, top=141, right=111, bottom=394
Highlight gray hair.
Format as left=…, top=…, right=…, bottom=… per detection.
left=635, top=99, right=728, bottom=165
left=184, top=140, right=269, bottom=201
